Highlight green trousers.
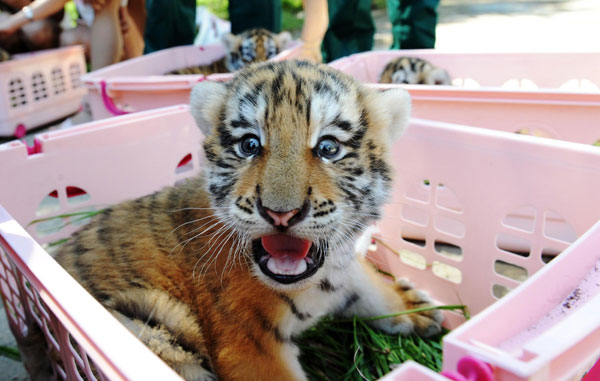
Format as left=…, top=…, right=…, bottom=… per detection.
left=324, top=0, right=440, bottom=62
left=228, top=0, right=282, bottom=34
left=144, top=0, right=196, bottom=54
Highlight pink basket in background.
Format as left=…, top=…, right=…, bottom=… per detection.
left=1, top=106, right=600, bottom=380
left=330, top=50, right=600, bottom=145
left=0, top=46, right=87, bottom=138
left=82, top=42, right=303, bottom=120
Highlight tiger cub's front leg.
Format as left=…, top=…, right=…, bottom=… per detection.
left=341, top=257, right=444, bottom=337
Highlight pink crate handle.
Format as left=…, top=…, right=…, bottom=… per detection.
left=583, top=358, right=600, bottom=381
left=100, top=80, right=129, bottom=116
left=441, top=356, right=494, bottom=381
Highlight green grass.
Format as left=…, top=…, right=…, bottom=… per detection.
left=282, top=9, right=304, bottom=33
left=0, top=345, right=21, bottom=362
left=298, top=305, right=468, bottom=380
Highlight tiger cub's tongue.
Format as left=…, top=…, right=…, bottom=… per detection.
left=261, top=234, right=312, bottom=260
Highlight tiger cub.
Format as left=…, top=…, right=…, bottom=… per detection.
left=54, top=61, right=443, bottom=381
left=167, top=28, right=291, bottom=75
left=379, top=56, right=451, bottom=85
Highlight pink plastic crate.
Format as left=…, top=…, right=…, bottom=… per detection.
left=82, top=42, right=303, bottom=120
left=0, top=46, right=87, bottom=137
left=330, top=50, right=600, bottom=145
left=1, top=105, right=600, bottom=380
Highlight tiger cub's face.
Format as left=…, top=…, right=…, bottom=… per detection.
left=222, top=28, right=292, bottom=72
left=191, top=61, right=410, bottom=290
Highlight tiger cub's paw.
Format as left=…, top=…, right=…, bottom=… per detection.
left=382, top=279, right=444, bottom=338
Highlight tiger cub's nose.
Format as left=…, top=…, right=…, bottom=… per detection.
left=257, top=199, right=310, bottom=229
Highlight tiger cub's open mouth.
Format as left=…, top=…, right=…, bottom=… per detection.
left=252, top=234, right=324, bottom=284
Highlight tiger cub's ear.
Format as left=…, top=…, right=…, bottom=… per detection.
left=275, top=31, right=292, bottom=49
left=372, top=88, right=412, bottom=142
left=189, top=81, right=228, bottom=136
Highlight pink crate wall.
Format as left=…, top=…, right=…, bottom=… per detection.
left=371, top=118, right=600, bottom=329
left=1, top=106, right=600, bottom=379
left=442, top=220, right=600, bottom=380
left=330, top=51, right=600, bottom=145
left=83, top=42, right=303, bottom=120
left=0, top=46, right=87, bottom=137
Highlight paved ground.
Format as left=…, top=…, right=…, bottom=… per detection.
left=1, top=1, right=599, bottom=379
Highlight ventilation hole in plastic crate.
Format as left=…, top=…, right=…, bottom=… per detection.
left=56, top=363, right=67, bottom=380
left=7, top=271, right=18, bottom=293
left=434, top=241, right=463, bottom=261
left=42, top=320, right=61, bottom=352
left=514, top=127, right=553, bottom=138
left=494, top=260, right=528, bottom=282
left=435, top=183, right=462, bottom=213
left=405, top=179, right=431, bottom=203
left=8, top=77, right=28, bottom=108
left=52, top=67, right=66, bottom=95
left=36, top=190, right=61, bottom=217
left=69, top=63, right=82, bottom=88
left=34, top=291, right=51, bottom=321
left=20, top=275, right=34, bottom=298
left=31, top=72, right=49, bottom=101
left=496, top=234, right=530, bottom=257
left=67, top=333, right=85, bottom=368
left=560, top=79, right=599, bottom=92
left=27, top=298, right=43, bottom=326
left=451, top=78, right=480, bottom=88
left=401, top=205, right=428, bottom=227
left=0, top=278, right=10, bottom=301
left=66, top=186, right=90, bottom=206
left=432, top=261, right=462, bottom=283
left=502, top=79, right=538, bottom=90
left=398, top=249, right=427, bottom=270
left=541, top=248, right=562, bottom=264
left=0, top=262, right=6, bottom=280
left=176, top=153, right=194, bottom=174
left=544, top=210, right=577, bottom=243
left=492, top=284, right=512, bottom=299
left=4, top=299, right=19, bottom=326
left=434, top=215, right=465, bottom=238
left=401, top=234, right=426, bottom=248
left=502, top=205, right=536, bottom=233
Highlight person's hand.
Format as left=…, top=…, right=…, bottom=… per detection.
left=297, top=40, right=323, bottom=63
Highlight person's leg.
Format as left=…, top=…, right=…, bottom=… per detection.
left=120, top=0, right=145, bottom=59
left=321, top=0, right=374, bottom=63
left=143, top=0, right=195, bottom=54
left=60, top=24, right=91, bottom=60
left=228, top=0, right=282, bottom=34
left=386, top=0, right=439, bottom=49
left=90, top=0, right=122, bottom=70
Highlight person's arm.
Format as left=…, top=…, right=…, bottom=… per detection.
left=299, top=0, right=328, bottom=63
left=0, top=0, right=67, bottom=34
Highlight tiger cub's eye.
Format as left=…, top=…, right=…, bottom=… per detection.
left=239, top=135, right=261, bottom=157
left=317, top=137, right=340, bottom=159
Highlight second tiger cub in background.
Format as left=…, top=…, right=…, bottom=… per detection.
left=379, top=56, right=451, bottom=85
left=167, top=28, right=291, bottom=75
